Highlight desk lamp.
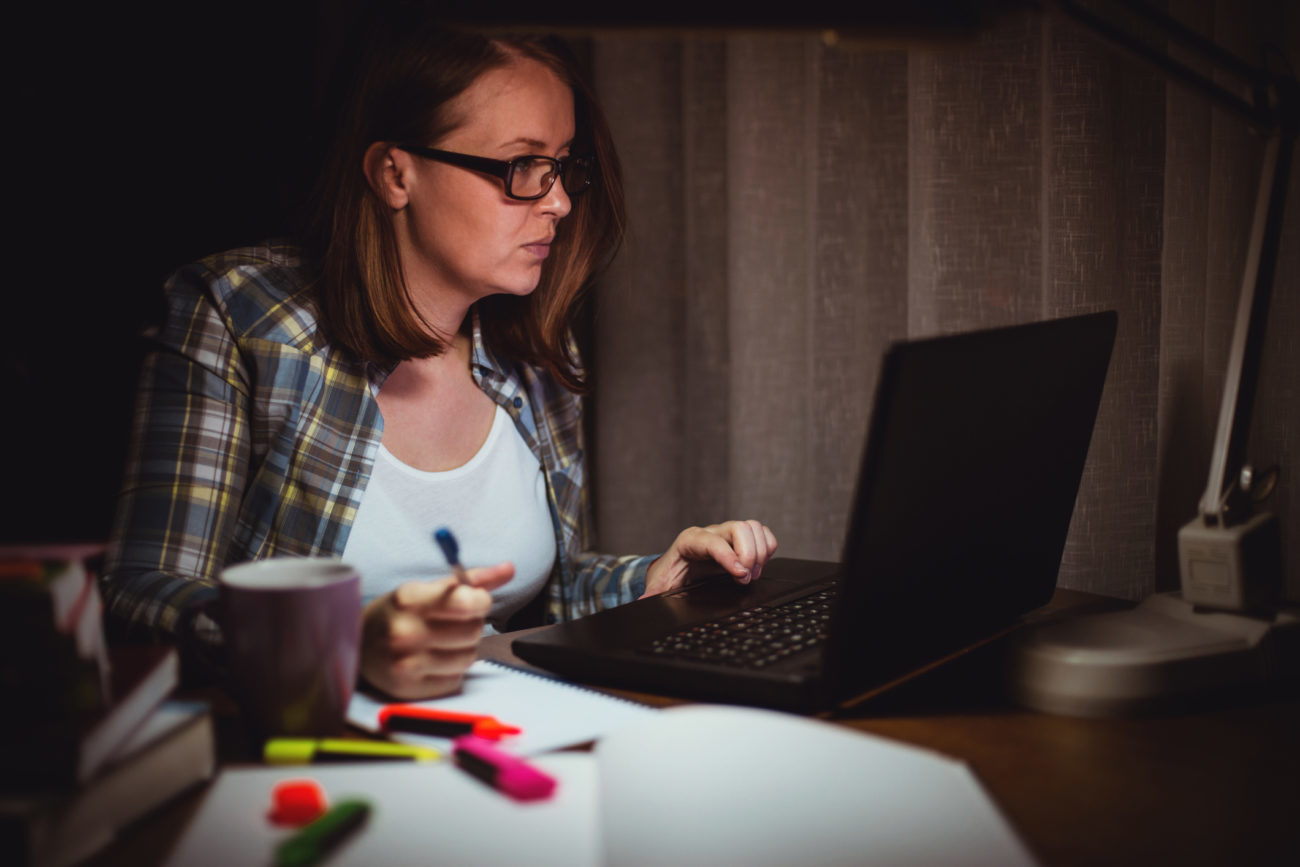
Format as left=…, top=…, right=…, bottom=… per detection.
left=1008, top=0, right=1300, bottom=716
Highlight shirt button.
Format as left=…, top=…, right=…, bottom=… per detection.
left=513, top=397, right=524, bottom=408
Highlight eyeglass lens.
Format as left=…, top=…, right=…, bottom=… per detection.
left=511, top=157, right=592, bottom=198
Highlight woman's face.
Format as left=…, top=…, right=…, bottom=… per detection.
left=398, top=57, right=576, bottom=308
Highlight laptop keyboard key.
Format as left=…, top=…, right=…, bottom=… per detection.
left=634, top=585, right=837, bottom=670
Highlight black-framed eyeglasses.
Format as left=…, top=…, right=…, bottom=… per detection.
left=395, top=144, right=595, bottom=201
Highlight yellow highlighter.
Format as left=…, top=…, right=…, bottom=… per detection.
left=264, top=738, right=441, bottom=764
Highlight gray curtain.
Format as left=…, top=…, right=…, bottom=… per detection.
left=586, top=0, right=1300, bottom=602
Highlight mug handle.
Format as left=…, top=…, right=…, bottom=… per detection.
left=176, top=598, right=228, bottom=684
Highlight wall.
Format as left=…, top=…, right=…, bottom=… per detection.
left=588, top=1, right=1300, bottom=600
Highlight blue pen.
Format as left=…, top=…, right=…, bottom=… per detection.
left=434, top=527, right=471, bottom=585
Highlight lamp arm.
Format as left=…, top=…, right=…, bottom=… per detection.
left=1201, top=132, right=1293, bottom=524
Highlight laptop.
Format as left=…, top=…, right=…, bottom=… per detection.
left=514, top=311, right=1118, bottom=710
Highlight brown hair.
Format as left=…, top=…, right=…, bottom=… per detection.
left=302, top=14, right=624, bottom=392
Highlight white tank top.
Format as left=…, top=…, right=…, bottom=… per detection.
left=342, top=404, right=556, bottom=633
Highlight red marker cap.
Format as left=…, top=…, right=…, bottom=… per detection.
left=268, top=779, right=328, bottom=826
left=379, top=705, right=522, bottom=740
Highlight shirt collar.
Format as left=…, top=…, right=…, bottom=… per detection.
left=356, top=309, right=516, bottom=396
left=469, top=308, right=514, bottom=391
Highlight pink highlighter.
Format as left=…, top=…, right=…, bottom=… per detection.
left=452, top=736, right=557, bottom=802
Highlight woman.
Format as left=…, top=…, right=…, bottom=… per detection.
left=102, top=17, right=776, bottom=700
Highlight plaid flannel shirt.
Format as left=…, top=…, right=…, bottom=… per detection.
left=103, top=243, right=650, bottom=641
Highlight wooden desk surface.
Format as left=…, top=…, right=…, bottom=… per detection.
left=93, top=589, right=1300, bottom=867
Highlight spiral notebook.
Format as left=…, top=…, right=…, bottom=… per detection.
left=346, top=659, right=657, bottom=755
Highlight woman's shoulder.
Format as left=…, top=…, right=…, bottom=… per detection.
left=194, top=241, right=304, bottom=282
left=166, top=241, right=323, bottom=350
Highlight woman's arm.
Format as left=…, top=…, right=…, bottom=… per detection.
left=102, top=264, right=253, bottom=644
left=565, top=520, right=778, bottom=613
left=557, top=410, right=777, bottom=616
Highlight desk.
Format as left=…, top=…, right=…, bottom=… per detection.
left=92, top=589, right=1299, bottom=867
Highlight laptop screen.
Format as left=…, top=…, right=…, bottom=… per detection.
left=827, top=311, right=1117, bottom=695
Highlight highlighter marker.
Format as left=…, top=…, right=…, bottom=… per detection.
left=264, top=738, right=441, bottom=764
left=453, top=735, right=557, bottom=801
left=275, top=798, right=370, bottom=867
left=434, top=527, right=471, bottom=585
left=379, top=705, right=522, bottom=740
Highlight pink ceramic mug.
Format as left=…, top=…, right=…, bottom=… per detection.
left=219, top=558, right=361, bottom=739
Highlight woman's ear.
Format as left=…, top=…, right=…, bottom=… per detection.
left=363, top=142, right=411, bottom=210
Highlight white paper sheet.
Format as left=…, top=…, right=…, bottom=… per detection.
left=179, top=690, right=1037, bottom=866
left=598, top=705, right=1039, bottom=867
left=164, top=754, right=599, bottom=867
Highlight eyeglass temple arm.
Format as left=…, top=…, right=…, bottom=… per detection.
left=397, top=145, right=513, bottom=181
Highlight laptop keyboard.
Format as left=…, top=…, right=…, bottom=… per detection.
left=636, top=585, right=837, bottom=669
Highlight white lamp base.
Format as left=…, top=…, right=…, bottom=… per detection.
left=1007, top=592, right=1300, bottom=717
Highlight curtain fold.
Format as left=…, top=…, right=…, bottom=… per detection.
left=589, top=0, right=1299, bottom=601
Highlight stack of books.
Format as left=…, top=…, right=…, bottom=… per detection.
left=0, top=545, right=215, bottom=867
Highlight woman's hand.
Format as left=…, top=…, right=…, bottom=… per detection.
left=641, top=520, right=778, bottom=599
left=360, top=563, right=514, bottom=700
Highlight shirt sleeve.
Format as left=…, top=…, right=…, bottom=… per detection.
left=547, top=385, right=656, bottom=621
left=564, top=534, right=656, bottom=620
left=101, top=264, right=252, bottom=642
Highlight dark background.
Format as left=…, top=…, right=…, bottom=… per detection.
left=7, top=2, right=329, bottom=541
left=6, top=1, right=1006, bottom=543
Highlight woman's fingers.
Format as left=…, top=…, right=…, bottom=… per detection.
left=692, top=526, right=752, bottom=580
left=388, top=643, right=478, bottom=680
left=379, top=613, right=483, bottom=654
left=739, top=519, right=777, bottom=579
left=700, top=520, right=778, bottom=580
left=360, top=562, right=513, bottom=700
left=391, top=562, right=514, bottom=619
left=465, top=562, right=516, bottom=591
left=642, top=521, right=779, bottom=597
left=379, top=654, right=476, bottom=701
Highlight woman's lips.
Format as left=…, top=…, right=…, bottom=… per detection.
left=524, top=239, right=553, bottom=259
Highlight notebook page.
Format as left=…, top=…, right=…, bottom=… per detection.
left=347, top=659, right=657, bottom=755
